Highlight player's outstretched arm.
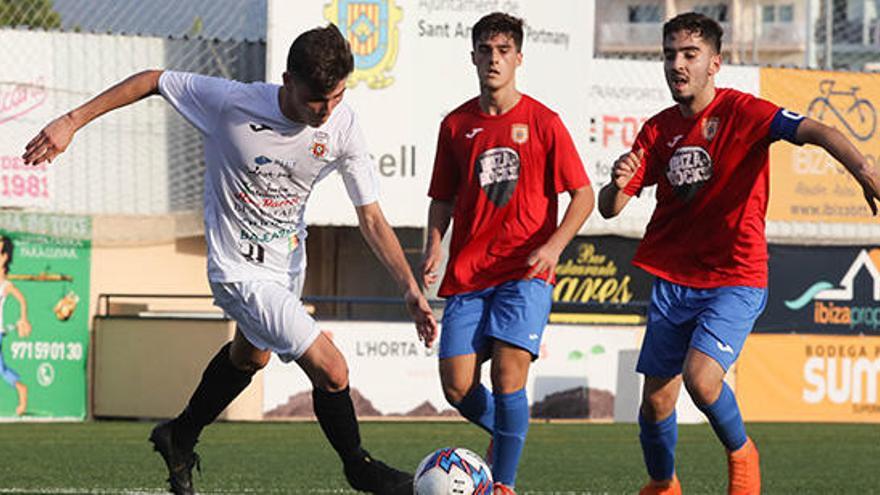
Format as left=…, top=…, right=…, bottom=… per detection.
left=7, top=283, right=31, bottom=338
left=22, top=70, right=163, bottom=166
left=355, top=202, right=438, bottom=346
left=526, top=185, right=594, bottom=280
left=420, top=199, right=453, bottom=289
left=598, top=149, right=643, bottom=219
left=796, top=118, right=880, bottom=215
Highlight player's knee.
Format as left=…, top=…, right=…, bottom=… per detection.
left=442, top=382, right=470, bottom=405
left=641, top=391, right=677, bottom=421
left=318, top=363, right=349, bottom=392
left=682, top=372, right=721, bottom=407
left=231, top=353, right=269, bottom=374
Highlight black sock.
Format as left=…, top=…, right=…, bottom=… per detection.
left=172, top=342, right=254, bottom=448
left=312, top=386, right=363, bottom=464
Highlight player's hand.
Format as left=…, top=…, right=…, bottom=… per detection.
left=526, top=243, right=562, bottom=283
left=611, top=149, right=644, bottom=190
left=22, top=114, right=77, bottom=166
left=860, top=172, right=880, bottom=215
left=420, top=244, right=442, bottom=289
left=16, top=319, right=31, bottom=339
left=864, top=185, right=879, bottom=216
left=404, top=287, right=437, bottom=348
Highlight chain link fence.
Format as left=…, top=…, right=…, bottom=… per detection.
left=0, top=0, right=266, bottom=244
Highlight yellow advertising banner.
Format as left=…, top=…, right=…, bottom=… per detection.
left=760, top=68, right=880, bottom=223
left=738, top=334, right=880, bottom=423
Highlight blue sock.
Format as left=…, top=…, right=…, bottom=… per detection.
left=639, top=410, right=677, bottom=481
left=453, top=384, right=495, bottom=434
left=698, top=382, right=747, bottom=452
left=492, top=389, right=529, bottom=487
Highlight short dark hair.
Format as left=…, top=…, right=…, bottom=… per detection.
left=0, top=236, right=13, bottom=274
left=472, top=12, right=524, bottom=51
left=663, top=12, right=723, bottom=53
left=286, top=25, right=354, bottom=94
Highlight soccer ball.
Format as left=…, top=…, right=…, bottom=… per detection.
left=413, top=447, right=493, bottom=495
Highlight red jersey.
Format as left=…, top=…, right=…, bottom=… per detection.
left=429, top=95, right=590, bottom=296
left=625, top=88, right=783, bottom=288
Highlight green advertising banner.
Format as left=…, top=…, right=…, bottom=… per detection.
left=0, top=212, right=90, bottom=420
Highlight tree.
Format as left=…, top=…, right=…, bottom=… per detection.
left=0, top=0, right=62, bottom=29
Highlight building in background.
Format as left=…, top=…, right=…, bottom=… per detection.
left=595, top=0, right=880, bottom=70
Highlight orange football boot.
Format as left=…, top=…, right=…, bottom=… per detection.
left=638, top=474, right=682, bottom=495
left=728, top=437, right=761, bottom=494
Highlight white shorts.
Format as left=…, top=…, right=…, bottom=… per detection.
left=210, top=277, right=319, bottom=363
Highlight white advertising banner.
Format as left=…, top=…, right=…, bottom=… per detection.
left=266, top=0, right=595, bottom=228
left=262, top=321, right=644, bottom=420
left=0, top=30, right=169, bottom=214
left=579, top=59, right=761, bottom=237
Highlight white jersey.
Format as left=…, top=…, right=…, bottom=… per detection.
left=159, top=71, right=379, bottom=282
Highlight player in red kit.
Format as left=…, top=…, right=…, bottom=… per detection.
left=421, top=12, right=594, bottom=495
left=598, top=13, right=880, bottom=495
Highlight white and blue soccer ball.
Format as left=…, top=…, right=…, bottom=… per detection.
left=413, top=447, right=493, bottom=495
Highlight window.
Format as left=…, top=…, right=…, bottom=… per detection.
left=628, top=4, right=662, bottom=23
left=762, top=5, right=775, bottom=23
left=762, top=4, right=795, bottom=23
left=694, top=4, right=729, bottom=22
left=778, top=4, right=794, bottom=22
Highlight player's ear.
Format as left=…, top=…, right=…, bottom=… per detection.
left=471, top=50, right=477, bottom=66
left=516, top=50, right=523, bottom=67
left=708, top=52, right=721, bottom=76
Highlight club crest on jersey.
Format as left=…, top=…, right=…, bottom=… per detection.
left=511, top=124, right=529, bottom=144
left=324, top=0, right=402, bottom=90
left=310, top=132, right=330, bottom=159
left=702, top=117, right=720, bottom=142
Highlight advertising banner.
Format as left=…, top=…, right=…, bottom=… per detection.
left=262, top=321, right=641, bottom=420
left=0, top=212, right=91, bottom=419
left=761, top=68, right=880, bottom=224
left=738, top=334, right=880, bottom=423
left=0, top=30, right=169, bottom=214
left=756, top=244, right=880, bottom=335
left=551, top=235, right=652, bottom=322
left=266, top=0, right=594, bottom=228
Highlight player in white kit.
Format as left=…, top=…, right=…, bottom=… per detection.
left=22, top=26, right=436, bottom=495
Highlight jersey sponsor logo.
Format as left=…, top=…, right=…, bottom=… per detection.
left=250, top=155, right=296, bottom=179
left=325, top=0, right=402, bottom=90
left=702, top=117, right=719, bottom=142
left=667, top=134, right=684, bottom=148
left=465, top=127, right=484, bottom=139
left=666, top=146, right=713, bottom=201
left=475, top=147, right=520, bottom=207
left=249, top=122, right=274, bottom=133
left=511, top=123, right=529, bottom=144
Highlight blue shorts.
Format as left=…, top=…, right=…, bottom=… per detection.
left=439, top=279, right=553, bottom=359
left=636, top=278, right=767, bottom=377
left=0, top=332, right=20, bottom=387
